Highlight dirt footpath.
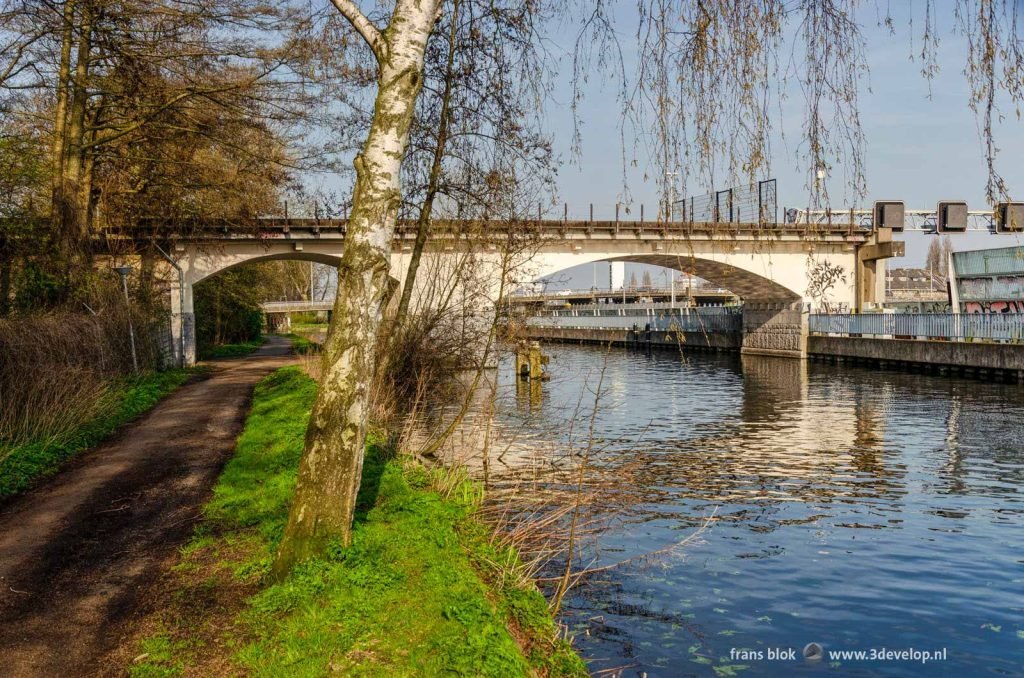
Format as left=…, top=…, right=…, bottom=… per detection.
left=0, top=337, right=294, bottom=677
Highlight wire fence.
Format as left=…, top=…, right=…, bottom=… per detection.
left=809, top=313, right=1024, bottom=343
left=671, top=179, right=777, bottom=224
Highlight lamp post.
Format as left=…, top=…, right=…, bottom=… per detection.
left=814, top=167, right=826, bottom=213
left=114, top=265, right=139, bottom=375
left=665, top=171, right=680, bottom=221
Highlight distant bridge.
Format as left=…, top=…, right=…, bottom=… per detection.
left=261, top=300, right=334, bottom=314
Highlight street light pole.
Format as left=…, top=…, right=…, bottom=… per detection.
left=666, top=171, right=680, bottom=221
left=114, top=265, right=139, bottom=375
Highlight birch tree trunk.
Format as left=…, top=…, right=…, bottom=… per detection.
left=272, top=0, right=441, bottom=578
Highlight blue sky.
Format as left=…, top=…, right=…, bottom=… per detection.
left=310, top=4, right=1023, bottom=288
left=539, top=2, right=1024, bottom=278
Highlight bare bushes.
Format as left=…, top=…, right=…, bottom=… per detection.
left=297, top=303, right=484, bottom=433
left=0, top=287, right=165, bottom=450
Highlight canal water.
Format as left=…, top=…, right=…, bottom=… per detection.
left=481, top=345, right=1024, bottom=677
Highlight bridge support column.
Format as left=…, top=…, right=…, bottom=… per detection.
left=741, top=302, right=808, bottom=359
left=169, top=276, right=196, bottom=367
left=856, top=227, right=903, bottom=312
left=266, top=312, right=291, bottom=333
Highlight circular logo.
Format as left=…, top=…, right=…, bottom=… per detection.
left=803, top=642, right=824, bottom=661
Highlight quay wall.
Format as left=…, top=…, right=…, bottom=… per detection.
left=520, top=324, right=1024, bottom=381
left=807, top=336, right=1024, bottom=379
left=521, top=326, right=740, bottom=351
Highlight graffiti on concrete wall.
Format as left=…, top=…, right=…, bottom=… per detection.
left=959, top=275, right=1024, bottom=300
left=957, top=273, right=1024, bottom=313
left=963, top=300, right=1024, bottom=314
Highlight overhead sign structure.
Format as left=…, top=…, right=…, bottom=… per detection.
left=873, top=200, right=905, bottom=232
left=937, top=201, right=969, bottom=232
left=997, top=202, right=1024, bottom=233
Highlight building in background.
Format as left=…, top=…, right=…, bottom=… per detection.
left=885, top=267, right=949, bottom=312
left=949, top=245, right=1024, bottom=314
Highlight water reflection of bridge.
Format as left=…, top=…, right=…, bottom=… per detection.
left=421, top=350, right=900, bottom=510
left=487, top=349, right=1009, bottom=522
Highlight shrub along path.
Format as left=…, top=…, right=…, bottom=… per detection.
left=0, top=336, right=294, bottom=677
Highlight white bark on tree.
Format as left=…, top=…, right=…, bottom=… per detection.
left=272, top=0, right=442, bottom=577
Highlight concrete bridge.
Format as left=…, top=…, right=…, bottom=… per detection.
left=134, top=217, right=901, bottom=365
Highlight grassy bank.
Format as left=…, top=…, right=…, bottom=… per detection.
left=0, top=368, right=197, bottom=502
left=282, top=331, right=319, bottom=354
left=289, top=321, right=328, bottom=335
left=131, top=366, right=585, bottom=677
left=198, top=337, right=266, bottom=360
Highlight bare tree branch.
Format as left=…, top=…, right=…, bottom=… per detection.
left=329, top=0, right=386, bottom=62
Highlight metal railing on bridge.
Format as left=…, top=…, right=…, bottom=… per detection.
left=527, top=307, right=742, bottom=333
left=809, top=313, right=1024, bottom=343
left=671, top=179, right=777, bottom=225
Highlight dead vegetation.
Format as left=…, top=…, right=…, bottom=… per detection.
left=0, top=283, right=166, bottom=452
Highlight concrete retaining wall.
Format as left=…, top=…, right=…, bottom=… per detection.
left=522, top=326, right=740, bottom=352
left=809, top=335, right=1024, bottom=376
left=521, top=322, right=1024, bottom=382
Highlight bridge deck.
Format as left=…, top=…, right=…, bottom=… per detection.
left=108, top=218, right=874, bottom=245
left=261, top=300, right=333, bottom=313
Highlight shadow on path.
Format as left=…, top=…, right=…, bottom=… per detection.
left=0, top=336, right=295, bottom=677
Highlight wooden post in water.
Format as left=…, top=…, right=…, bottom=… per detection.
left=530, top=341, right=549, bottom=380
left=515, top=340, right=550, bottom=380
left=515, top=341, right=530, bottom=379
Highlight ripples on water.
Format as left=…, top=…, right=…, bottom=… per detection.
left=483, top=345, right=1024, bottom=677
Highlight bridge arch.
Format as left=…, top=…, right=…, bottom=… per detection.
left=523, top=250, right=844, bottom=303
left=166, top=242, right=349, bottom=367
left=182, top=243, right=344, bottom=286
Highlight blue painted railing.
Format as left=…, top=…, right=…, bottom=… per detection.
left=809, top=313, right=1024, bottom=343
left=527, top=307, right=742, bottom=333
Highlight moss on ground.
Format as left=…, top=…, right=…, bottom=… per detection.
left=0, top=368, right=197, bottom=502
left=131, top=366, right=585, bottom=677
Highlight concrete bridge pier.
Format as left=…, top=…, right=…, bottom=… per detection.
left=741, top=302, right=809, bottom=359
left=168, top=275, right=196, bottom=367
left=856, top=227, right=899, bottom=311
left=265, top=312, right=291, bottom=333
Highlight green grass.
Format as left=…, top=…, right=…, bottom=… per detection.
left=282, top=332, right=319, bottom=355
left=289, top=321, right=328, bottom=334
left=131, top=367, right=585, bottom=677
left=0, top=368, right=198, bottom=502
left=198, top=338, right=266, bottom=360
